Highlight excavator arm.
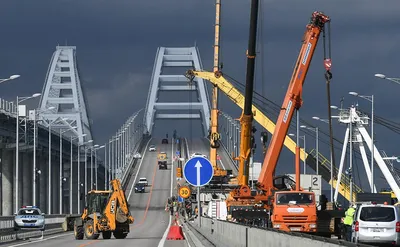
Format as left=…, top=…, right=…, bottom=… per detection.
left=104, top=180, right=134, bottom=230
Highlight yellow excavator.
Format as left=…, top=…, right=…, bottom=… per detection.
left=73, top=179, right=134, bottom=240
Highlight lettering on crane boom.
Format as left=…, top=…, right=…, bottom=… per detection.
left=283, top=101, right=292, bottom=123
left=302, top=42, right=312, bottom=65
left=110, top=200, right=116, bottom=214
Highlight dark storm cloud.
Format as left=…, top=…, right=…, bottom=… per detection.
left=0, top=0, right=399, bottom=189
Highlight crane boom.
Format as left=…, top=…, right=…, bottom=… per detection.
left=258, top=12, right=330, bottom=190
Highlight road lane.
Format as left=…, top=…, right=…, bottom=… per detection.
left=2, top=138, right=185, bottom=247
left=185, top=138, right=237, bottom=175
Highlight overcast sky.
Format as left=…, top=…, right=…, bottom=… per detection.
left=0, top=0, right=399, bottom=191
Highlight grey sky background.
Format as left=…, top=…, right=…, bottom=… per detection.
left=0, top=0, right=399, bottom=192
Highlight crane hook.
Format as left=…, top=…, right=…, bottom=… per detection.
left=325, top=70, right=332, bottom=81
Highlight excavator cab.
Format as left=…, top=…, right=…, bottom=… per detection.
left=86, top=192, right=109, bottom=214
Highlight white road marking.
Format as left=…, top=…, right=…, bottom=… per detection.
left=157, top=138, right=174, bottom=247
left=5, top=232, right=72, bottom=247
left=127, top=138, right=152, bottom=201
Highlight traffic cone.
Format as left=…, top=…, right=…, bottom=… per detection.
left=166, top=213, right=185, bottom=240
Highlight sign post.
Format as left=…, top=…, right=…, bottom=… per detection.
left=183, top=156, right=214, bottom=227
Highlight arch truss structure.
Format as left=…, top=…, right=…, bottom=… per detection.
left=38, top=46, right=93, bottom=144
left=144, top=46, right=211, bottom=136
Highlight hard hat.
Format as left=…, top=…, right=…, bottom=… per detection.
left=352, top=204, right=357, bottom=208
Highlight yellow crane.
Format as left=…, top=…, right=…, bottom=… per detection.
left=196, top=0, right=228, bottom=182
left=185, top=69, right=362, bottom=201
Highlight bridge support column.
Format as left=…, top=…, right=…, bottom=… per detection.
left=52, top=155, right=58, bottom=214
left=13, top=150, right=23, bottom=213
left=1, top=149, right=13, bottom=215
left=40, top=152, right=48, bottom=213
left=22, top=152, right=32, bottom=206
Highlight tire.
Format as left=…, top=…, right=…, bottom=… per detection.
left=113, top=231, right=128, bottom=239
left=74, top=224, right=84, bottom=240
left=84, top=219, right=100, bottom=240
left=102, top=231, right=112, bottom=239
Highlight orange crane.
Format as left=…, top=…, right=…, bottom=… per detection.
left=227, top=11, right=331, bottom=233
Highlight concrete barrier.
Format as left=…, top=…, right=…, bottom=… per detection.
left=190, top=217, right=374, bottom=247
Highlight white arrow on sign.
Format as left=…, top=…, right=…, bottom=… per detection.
left=195, top=161, right=202, bottom=186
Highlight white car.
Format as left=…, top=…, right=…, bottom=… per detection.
left=190, top=152, right=207, bottom=159
left=133, top=152, right=141, bottom=159
left=138, top=177, right=148, bottom=186
left=149, top=145, right=156, bottom=152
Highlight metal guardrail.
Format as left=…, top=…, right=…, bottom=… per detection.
left=0, top=214, right=69, bottom=243
left=121, top=136, right=148, bottom=190
left=191, top=217, right=374, bottom=247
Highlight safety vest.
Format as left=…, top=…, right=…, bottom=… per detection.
left=343, top=207, right=355, bottom=226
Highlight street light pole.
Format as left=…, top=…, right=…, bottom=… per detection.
left=371, top=95, right=374, bottom=192
left=316, top=127, right=319, bottom=175
left=15, top=96, right=19, bottom=213
left=33, top=109, right=37, bottom=206
left=104, top=143, right=107, bottom=190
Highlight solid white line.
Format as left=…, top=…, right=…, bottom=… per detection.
left=5, top=232, right=72, bottom=247
left=157, top=138, right=174, bottom=247
left=218, top=159, right=226, bottom=170
left=127, top=138, right=152, bottom=201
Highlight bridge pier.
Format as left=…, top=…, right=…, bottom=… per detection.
left=1, top=149, right=13, bottom=215
left=39, top=151, right=47, bottom=212
left=22, top=152, right=32, bottom=206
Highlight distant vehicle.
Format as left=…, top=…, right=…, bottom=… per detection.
left=190, top=152, right=207, bottom=159
left=134, top=183, right=145, bottom=193
left=138, top=177, right=148, bottom=186
left=133, top=152, right=142, bottom=159
left=149, top=145, right=156, bottom=152
left=14, top=206, right=45, bottom=231
left=161, top=139, right=168, bottom=144
left=158, top=152, right=168, bottom=170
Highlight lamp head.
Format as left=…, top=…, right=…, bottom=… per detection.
left=348, top=92, right=358, bottom=96
left=374, top=73, right=386, bottom=79
left=32, top=93, right=41, bottom=98
left=300, top=125, right=307, bottom=128
left=312, top=116, right=320, bottom=120
left=9, top=75, right=20, bottom=80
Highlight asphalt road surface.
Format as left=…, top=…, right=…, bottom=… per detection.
left=3, top=138, right=187, bottom=247
left=185, top=138, right=237, bottom=175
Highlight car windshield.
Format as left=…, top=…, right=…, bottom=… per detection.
left=136, top=183, right=143, bottom=187
left=150, top=145, right=155, bottom=148
left=18, top=209, right=40, bottom=215
left=276, top=192, right=314, bottom=205
left=360, top=206, right=395, bottom=222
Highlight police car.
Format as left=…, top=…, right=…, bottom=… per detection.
left=14, top=206, right=45, bottom=231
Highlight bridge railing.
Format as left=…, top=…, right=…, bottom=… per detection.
left=0, top=214, right=68, bottom=243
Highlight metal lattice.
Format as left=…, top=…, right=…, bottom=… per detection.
left=144, top=47, right=211, bottom=136
left=38, top=46, right=92, bottom=144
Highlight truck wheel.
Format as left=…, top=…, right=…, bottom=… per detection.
left=84, top=220, right=99, bottom=239
left=102, top=231, right=112, bottom=239
left=113, top=231, right=128, bottom=239
left=74, top=224, right=84, bottom=240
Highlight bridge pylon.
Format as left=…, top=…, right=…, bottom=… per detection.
left=38, top=46, right=93, bottom=144
left=144, top=47, right=211, bottom=136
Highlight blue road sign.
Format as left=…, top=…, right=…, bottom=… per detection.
left=178, top=196, right=184, bottom=202
left=176, top=150, right=180, bottom=156
left=183, top=157, right=214, bottom=187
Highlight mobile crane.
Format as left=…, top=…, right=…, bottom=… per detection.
left=233, top=11, right=331, bottom=233
left=189, top=10, right=331, bottom=232
left=74, top=179, right=134, bottom=240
